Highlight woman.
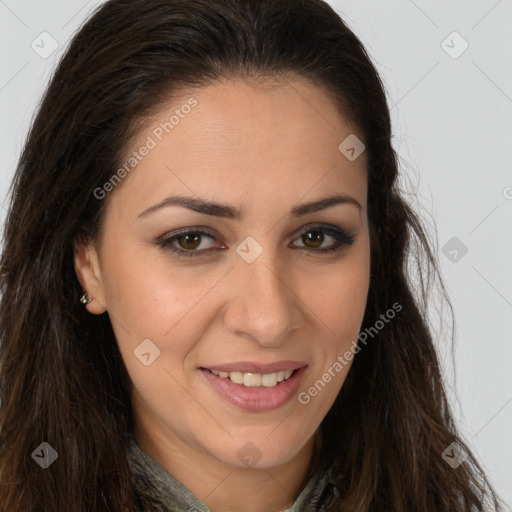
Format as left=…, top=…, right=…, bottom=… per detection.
left=0, top=0, right=505, bottom=510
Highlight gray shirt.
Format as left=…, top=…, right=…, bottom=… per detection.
left=126, top=436, right=343, bottom=511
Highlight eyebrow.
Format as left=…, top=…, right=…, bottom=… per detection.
left=137, top=193, right=362, bottom=220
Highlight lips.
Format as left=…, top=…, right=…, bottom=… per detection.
left=199, top=361, right=308, bottom=411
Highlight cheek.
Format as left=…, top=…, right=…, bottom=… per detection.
left=98, top=239, right=192, bottom=356
left=101, top=247, right=207, bottom=420
left=294, top=269, right=368, bottom=429
left=298, top=245, right=370, bottom=406
left=311, top=269, right=368, bottom=324
left=101, top=237, right=201, bottom=331
left=305, top=251, right=370, bottom=348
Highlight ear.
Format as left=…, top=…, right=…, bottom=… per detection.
left=73, top=234, right=108, bottom=314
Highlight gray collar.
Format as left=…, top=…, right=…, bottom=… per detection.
left=127, top=436, right=342, bottom=511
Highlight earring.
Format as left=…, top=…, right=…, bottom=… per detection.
left=80, top=293, right=93, bottom=305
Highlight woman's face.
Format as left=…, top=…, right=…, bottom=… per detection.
left=76, top=77, right=370, bottom=469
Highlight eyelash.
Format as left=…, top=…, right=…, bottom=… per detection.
left=157, top=224, right=356, bottom=259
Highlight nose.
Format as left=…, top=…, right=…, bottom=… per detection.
left=222, top=251, right=304, bottom=348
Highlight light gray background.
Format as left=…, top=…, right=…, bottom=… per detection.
left=0, top=0, right=511, bottom=507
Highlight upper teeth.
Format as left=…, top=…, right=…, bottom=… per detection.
left=209, top=369, right=294, bottom=387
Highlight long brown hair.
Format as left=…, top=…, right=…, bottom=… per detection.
left=0, top=0, right=505, bottom=510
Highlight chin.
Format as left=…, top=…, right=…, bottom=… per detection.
left=207, top=429, right=313, bottom=470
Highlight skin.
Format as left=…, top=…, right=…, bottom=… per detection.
left=74, top=76, right=370, bottom=512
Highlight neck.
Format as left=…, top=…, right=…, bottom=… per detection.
left=133, top=421, right=322, bottom=512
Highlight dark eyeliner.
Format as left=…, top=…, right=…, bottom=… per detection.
left=157, top=227, right=219, bottom=258
left=157, top=224, right=355, bottom=258
left=300, top=225, right=356, bottom=254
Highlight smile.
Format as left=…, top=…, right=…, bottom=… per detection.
left=200, top=363, right=308, bottom=411
left=208, top=369, right=295, bottom=388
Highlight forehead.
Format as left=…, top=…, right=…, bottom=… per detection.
left=106, top=77, right=367, bottom=220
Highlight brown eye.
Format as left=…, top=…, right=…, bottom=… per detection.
left=292, top=225, right=356, bottom=254
left=176, top=233, right=202, bottom=250
left=158, top=225, right=355, bottom=259
left=301, top=229, right=325, bottom=249
left=159, top=229, right=218, bottom=257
